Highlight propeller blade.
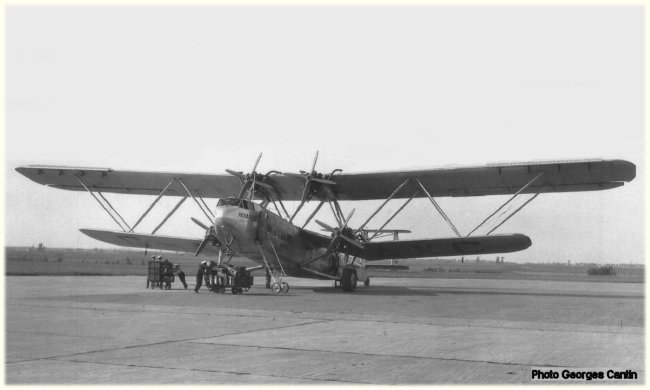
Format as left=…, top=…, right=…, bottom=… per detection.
left=191, top=217, right=210, bottom=231
left=249, top=173, right=257, bottom=201
left=311, top=151, right=319, bottom=174
left=311, top=177, right=336, bottom=185
left=225, top=169, right=246, bottom=179
left=341, top=235, right=365, bottom=250
left=252, top=152, right=263, bottom=173
left=315, top=219, right=336, bottom=232
left=194, top=235, right=211, bottom=257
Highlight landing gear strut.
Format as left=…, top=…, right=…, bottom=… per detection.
left=257, top=243, right=289, bottom=295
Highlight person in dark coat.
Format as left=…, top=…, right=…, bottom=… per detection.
left=173, top=264, right=187, bottom=289
left=194, top=260, right=217, bottom=293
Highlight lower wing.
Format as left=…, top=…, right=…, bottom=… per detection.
left=79, top=229, right=259, bottom=261
left=343, top=234, right=532, bottom=261
left=80, top=228, right=213, bottom=254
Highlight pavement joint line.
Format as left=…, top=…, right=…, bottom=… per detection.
left=5, top=319, right=330, bottom=364
left=185, top=342, right=587, bottom=369
left=396, top=288, right=644, bottom=299
left=37, top=357, right=363, bottom=384
left=7, top=300, right=641, bottom=336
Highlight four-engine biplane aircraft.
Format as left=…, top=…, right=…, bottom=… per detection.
left=16, top=154, right=635, bottom=293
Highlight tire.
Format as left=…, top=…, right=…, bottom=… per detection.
left=341, top=268, right=357, bottom=292
left=280, top=282, right=289, bottom=293
left=271, top=282, right=281, bottom=294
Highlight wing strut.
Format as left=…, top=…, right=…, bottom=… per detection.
left=177, top=178, right=213, bottom=224
left=302, top=200, right=325, bottom=229
left=368, top=191, right=419, bottom=241
left=97, top=192, right=132, bottom=232
left=199, top=196, right=215, bottom=218
left=75, top=176, right=129, bottom=232
left=130, top=180, right=174, bottom=232
left=355, top=178, right=410, bottom=234
left=415, top=178, right=462, bottom=237
left=467, top=172, right=544, bottom=237
left=151, top=196, right=187, bottom=235
left=486, top=191, right=542, bottom=235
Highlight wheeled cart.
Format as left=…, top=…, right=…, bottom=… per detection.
left=146, top=260, right=175, bottom=289
left=205, top=266, right=253, bottom=294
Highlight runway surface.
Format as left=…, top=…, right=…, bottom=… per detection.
left=5, top=276, right=644, bottom=384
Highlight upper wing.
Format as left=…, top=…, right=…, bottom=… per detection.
left=16, top=159, right=635, bottom=200
left=341, top=234, right=532, bottom=261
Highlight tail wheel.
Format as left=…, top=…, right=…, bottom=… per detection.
left=271, top=282, right=282, bottom=294
left=341, top=268, right=357, bottom=292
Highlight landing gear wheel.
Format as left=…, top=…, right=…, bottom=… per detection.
left=280, top=282, right=289, bottom=293
left=364, top=278, right=370, bottom=287
left=341, top=268, right=357, bottom=292
left=271, top=282, right=281, bottom=294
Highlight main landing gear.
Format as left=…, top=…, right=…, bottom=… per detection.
left=334, top=268, right=369, bottom=292
left=340, top=268, right=357, bottom=292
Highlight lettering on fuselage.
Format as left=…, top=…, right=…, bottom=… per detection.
left=238, top=211, right=258, bottom=222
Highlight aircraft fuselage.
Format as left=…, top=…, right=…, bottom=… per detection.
left=213, top=197, right=342, bottom=279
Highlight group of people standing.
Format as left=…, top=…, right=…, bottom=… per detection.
left=148, top=257, right=252, bottom=293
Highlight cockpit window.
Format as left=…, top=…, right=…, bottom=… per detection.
left=217, top=198, right=240, bottom=207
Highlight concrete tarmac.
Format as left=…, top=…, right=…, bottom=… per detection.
left=5, top=276, right=644, bottom=384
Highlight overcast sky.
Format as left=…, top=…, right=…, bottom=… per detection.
left=6, top=6, right=644, bottom=263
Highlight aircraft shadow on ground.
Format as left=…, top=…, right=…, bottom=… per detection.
left=309, top=286, right=439, bottom=297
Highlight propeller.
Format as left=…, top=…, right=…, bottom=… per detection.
left=283, top=151, right=337, bottom=185
left=226, top=153, right=273, bottom=200
left=315, top=208, right=365, bottom=250
left=191, top=217, right=220, bottom=257
left=283, top=151, right=337, bottom=221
